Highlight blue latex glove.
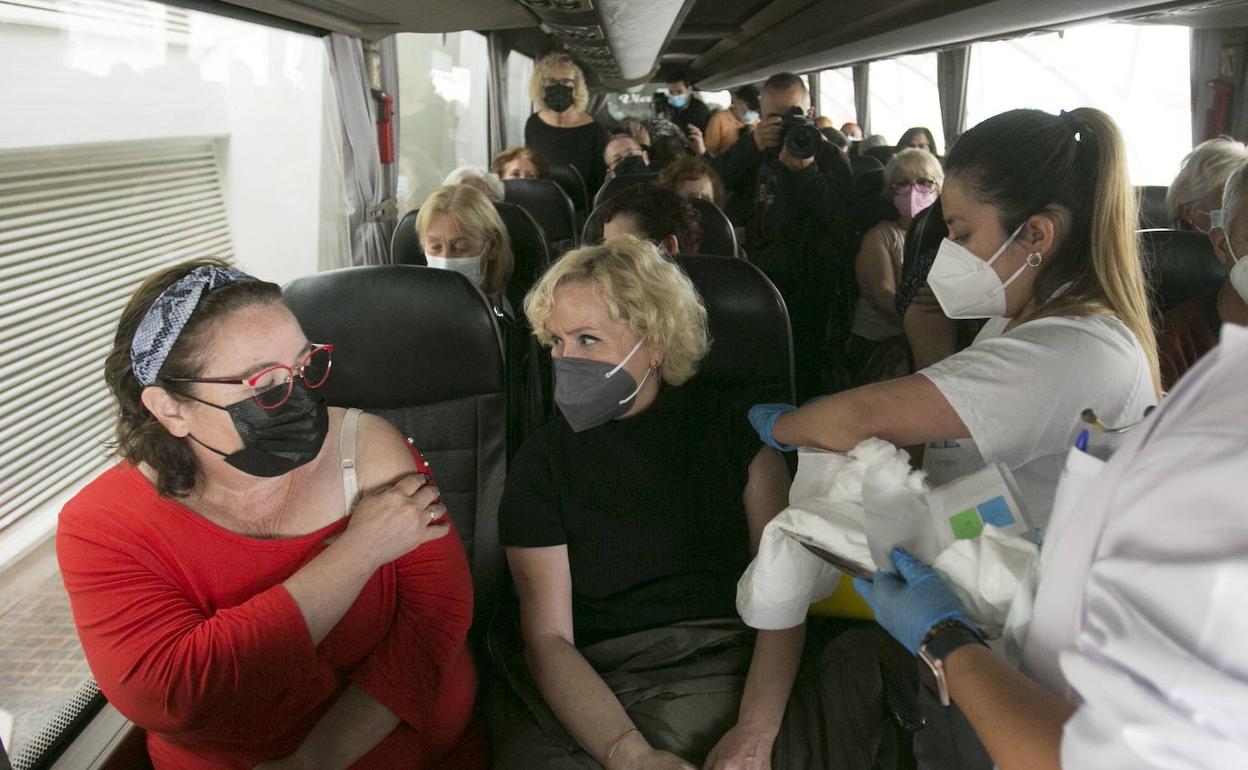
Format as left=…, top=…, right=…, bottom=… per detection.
left=748, top=403, right=798, bottom=452
left=853, top=547, right=973, bottom=655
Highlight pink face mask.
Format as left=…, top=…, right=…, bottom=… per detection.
left=894, top=185, right=938, bottom=219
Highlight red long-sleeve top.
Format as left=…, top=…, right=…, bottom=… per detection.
left=56, top=458, right=486, bottom=769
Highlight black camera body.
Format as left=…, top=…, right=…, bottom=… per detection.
left=778, top=106, right=822, bottom=161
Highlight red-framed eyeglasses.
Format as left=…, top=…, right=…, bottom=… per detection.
left=164, top=343, right=333, bottom=410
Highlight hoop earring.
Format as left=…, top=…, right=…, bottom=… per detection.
left=1026, top=251, right=1044, bottom=268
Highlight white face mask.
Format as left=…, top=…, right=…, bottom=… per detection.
left=1223, top=229, right=1248, bottom=304
left=927, top=222, right=1034, bottom=319
left=427, top=255, right=484, bottom=288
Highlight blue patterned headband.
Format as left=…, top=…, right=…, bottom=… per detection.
left=130, top=265, right=255, bottom=387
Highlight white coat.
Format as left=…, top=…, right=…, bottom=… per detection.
left=1023, top=324, right=1248, bottom=766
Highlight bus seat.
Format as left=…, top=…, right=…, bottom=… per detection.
left=850, top=166, right=895, bottom=239
left=674, top=255, right=795, bottom=405
left=593, top=171, right=660, bottom=209
left=1137, top=185, right=1172, bottom=230
left=284, top=266, right=509, bottom=625
left=391, top=209, right=423, bottom=266
left=687, top=197, right=740, bottom=258
left=1139, top=228, right=1225, bottom=315
left=848, top=152, right=883, bottom=180
left=581, top=196, right=739, bottom=259
left=548, top=163, right=589, bottom=214
left=502, top=178, right=578, bottom=248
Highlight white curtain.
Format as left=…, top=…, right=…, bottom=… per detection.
left=937, top=47, right=970, bottom=150
left=325, top=33, right=389, bottom=266
left=486, top=32, right=507, bottom=159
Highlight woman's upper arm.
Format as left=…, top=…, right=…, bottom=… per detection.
left=743, top=447, right=791, bottom=556
left=506, top=545, right=575, bottom=645
left=354, top=412, right=420, bottom=492
left=855, top=227, right=895, bottom=288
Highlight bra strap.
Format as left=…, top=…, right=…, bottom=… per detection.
left=340, top=408, right=362, bottom=516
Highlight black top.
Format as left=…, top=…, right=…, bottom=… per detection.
left=499, top=384, right=761, bottom=646
left=669, top=97, right=711, bottom=135
left=525, top=113, right=610, bottom=196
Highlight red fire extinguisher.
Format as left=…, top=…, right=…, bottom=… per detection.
left=374, top=89, right=395, bottom=164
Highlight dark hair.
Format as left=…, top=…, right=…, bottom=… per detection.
left=762, top=72, right=807, bottom=96
left=658, top=156, right=725, bottom=208
left=104, top=258, right=284, bottom=497
left=601, top=183, right=701, bottom=254
left=945, top=107, right=1158, bottom=392
left=734, top=85, right=761, bottom=112
left=666, top=70, right=692, bottom=87
left=649, top=135, right=692, bottom=171
left=896, top=126, right=938, bottom=155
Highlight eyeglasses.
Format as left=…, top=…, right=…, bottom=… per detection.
left=892, top=178, right=937, bottom=193
left=165, top=344, right=333, bottom=409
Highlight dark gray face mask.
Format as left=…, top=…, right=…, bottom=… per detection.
left=554, top=339, right=654, bottom=432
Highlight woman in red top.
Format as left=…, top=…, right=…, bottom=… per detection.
left=57, top=258, right=486, bottom=769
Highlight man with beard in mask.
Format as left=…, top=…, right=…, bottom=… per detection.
left=713, top=72, right=854, bottom=400
left=525, top=53, right=610, bottom=193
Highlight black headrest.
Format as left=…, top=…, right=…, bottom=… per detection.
left=284, top=266, right=503, bottom=408
left=686, top=197, right=739, bottom=258
left=391, top=209, right=424, bottom=266
left=547, top=164, right=589, bottom=213
left=676, top=255, right=794, bottom=403
left=594, top=172, right=660, bottom=209
left=1139, top=228, right=1226, bottom=314
left=849, top=153, right=883, bottom=179
left=1137, top=185, right=1172, bottom=230
left=502, top=178, right=577, bottom=242
left=494, top=201, right=551, bottom=311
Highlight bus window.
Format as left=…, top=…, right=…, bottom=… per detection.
left=868, top=53, right=945, bottom=153
left=396, top=31, right=491, bottom=215
left=818, top=67, right=856, bottom=131
left=966, top=21, right=1191, bottom=185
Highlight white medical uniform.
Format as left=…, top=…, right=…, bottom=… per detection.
left=920, top=314, right=1155, bottom=528
left=1023, top=324, right=1248, bottom=766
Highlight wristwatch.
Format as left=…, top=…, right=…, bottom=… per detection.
left=917, top=620, right=987, bottom=707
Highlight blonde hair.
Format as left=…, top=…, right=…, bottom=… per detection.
left=884, top=147, right=944, bottom=194
left=416, top=184, right=513, bottom=297
left=530, top=53, right=589, bottom=113
left=1166, top=136, right=1248, bottom=219
left=443, top=165, right=504, bottom=201
left=524, top=235, right=709, bottom=385
left=946, top=107, right=1160, bottom=395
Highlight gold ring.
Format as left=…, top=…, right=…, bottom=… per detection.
left=429, top=510, right=438, bottom=523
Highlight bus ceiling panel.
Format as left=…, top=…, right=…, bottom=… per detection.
left=1123, top=0, right=1248, bottom=28
left=693, top=0, right=1195, bottom=90
left=213, top=0, right=536, bottom=39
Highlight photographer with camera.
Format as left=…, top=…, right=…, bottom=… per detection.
left=713, top=72, right=854, bottom=400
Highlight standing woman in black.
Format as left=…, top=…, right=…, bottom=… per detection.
left=525, top=53, right=609, bottom=194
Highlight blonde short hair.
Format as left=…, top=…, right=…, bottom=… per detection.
left=885, top=147, right=944, bottom=193
left=524, top=235, right=709, bottom=385
left=416, top=184, right=513, bottom=297
left=1167, top=136, right=1248, bottom=218
left=530, top=52, right=589, bottom=113
left=443, top=165, right=504, bottom=201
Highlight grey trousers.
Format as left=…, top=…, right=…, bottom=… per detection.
left=486, top=617, right=912, bottom=770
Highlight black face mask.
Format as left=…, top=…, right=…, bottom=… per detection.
left=544, top=83, right=575, bottom=113
left=188, top=383, right=329, bottom=478
left=613, top=154, right=649, bottom=177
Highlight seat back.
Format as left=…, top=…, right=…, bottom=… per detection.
left=284, top=266, right=509, bottom=623
left=593, top=171, right=660, bottom=209
left=687, top=197, right=740, bottom=258
left=1137, top=185, right=1172, bottom=230
left=1139, top=228, right=1226, bottom=314
left=548, top=164, right=589, bottom=213
left=391, top=209, right=423, bottom=266
left=675, top=255, right=795, bottom=404
left=502, top=178, right=578, bottom=245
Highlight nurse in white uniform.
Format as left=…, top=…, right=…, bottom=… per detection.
left=749, top=107, right=1160, bottom=529
left=853, top=326, right=1248, bottom=768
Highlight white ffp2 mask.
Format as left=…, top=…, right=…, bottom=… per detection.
left=1223, top=230, right=1248, bottom=304
left=927, top=223, right=1032, bottom=319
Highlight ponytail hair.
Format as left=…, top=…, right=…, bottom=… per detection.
left=945, top=108, right=1160, bottom=395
